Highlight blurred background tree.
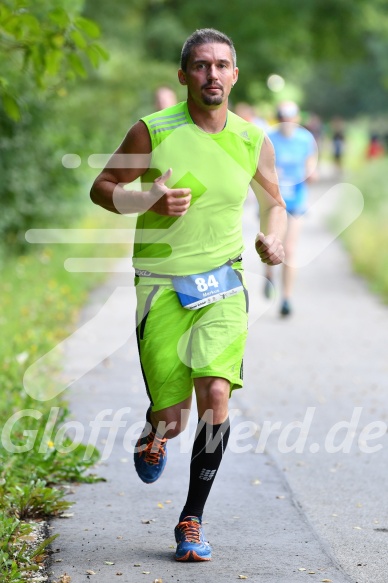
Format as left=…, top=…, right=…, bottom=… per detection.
left=1, top=0, right=388, bottom=252
left=0, top=0, right=107, bottom=251
left=0, top=0, right=107, bottom=120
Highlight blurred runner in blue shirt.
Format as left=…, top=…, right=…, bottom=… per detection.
left=265, top=101, right=317, bottom=316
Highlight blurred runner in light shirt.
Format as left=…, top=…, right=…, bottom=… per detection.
left=265, top=100, right=317, bottom=316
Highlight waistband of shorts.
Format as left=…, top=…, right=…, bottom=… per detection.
left=134, top=255, right=242, bottom=279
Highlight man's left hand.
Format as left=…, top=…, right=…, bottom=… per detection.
left=255, top=232, right=285, bottom=265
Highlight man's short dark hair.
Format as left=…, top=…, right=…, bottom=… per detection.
left=180, top=28, right=236, bottom=72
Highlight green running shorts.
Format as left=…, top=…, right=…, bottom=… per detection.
left=135, top=267, right=248, bottom=412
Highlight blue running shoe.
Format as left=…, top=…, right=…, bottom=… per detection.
left=174, top=516, right=212, bottom=561
left=280, top=299, right=292, bottom=317
left=134, top=422, right=167, bottom=484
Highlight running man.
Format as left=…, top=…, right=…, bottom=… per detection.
left=90, top=28, right=286, bottom=561
left=265, top=101, right=316, bottom=316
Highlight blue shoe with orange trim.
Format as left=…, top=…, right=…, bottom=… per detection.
left=134, top=421, right=168, bottom=484
left=174, top=516, right=212, bottom=561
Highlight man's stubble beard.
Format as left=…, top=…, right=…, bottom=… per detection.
left=201, top=90, right=224, bottom=106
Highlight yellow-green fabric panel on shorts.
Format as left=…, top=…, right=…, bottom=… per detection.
left=135, top=266, right=248, bottom=412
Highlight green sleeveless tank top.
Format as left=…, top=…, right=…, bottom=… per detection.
left=133, top=101, right=264, bottom=275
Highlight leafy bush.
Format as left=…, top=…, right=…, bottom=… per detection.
left=0, top=101, right=83, bottom=251
left=0, top=0, right=108, bottom=254
left=0, top=210, right=127, bottom=581
left=340, top=158, right=388, bottom=302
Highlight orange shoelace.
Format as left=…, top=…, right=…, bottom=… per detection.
left=141, top=432, right=167, bottom=465
left=178, top=520, right=201, bottom=543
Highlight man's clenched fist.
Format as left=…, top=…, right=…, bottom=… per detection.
left=255, top=232, right=285, bottom=265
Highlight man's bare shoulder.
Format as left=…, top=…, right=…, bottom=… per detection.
left=94, top=120, right=152, bottom=186
left=117, top=120, right=152, bottom=155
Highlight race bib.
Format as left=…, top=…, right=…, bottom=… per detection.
left=172, top=263, right=243, bottom=310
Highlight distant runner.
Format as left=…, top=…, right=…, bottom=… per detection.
left=265, top=101, right=316, bottom=316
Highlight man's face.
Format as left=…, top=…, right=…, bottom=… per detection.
left=178, top=43, right=238, bottom=108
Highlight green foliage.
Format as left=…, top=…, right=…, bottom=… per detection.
left=0, top=212, right=126, bottom=581
left=0, top=516, right=35, bottom=580
left=340, top=159, right=388, bottom=302
left=0, top=100, right=83, bottom=251
left=76, top=0, right=388, bottom=139
left=0, top=404, right=102, bottom=486
left=0, top=0, right=109, bottom=253
left=302, top=31, right=388, bottom=119
left=0, top=513, right=59, bottom=581
left=0, top=0, right=108, bottom=119
left=287, top=0, right=388, bottom=116
left=3, top=481, right=71, bottom=520
left=134, top=0, right=388, bottom=108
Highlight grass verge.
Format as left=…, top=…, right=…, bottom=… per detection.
left=0, top=207, right=130, bottom=581
left=339, top=158, right=388, bottom=303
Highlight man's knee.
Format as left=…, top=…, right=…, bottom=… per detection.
left=209, top=382, right=229, bottom=407
left=195, top=378, right=230, bottom=422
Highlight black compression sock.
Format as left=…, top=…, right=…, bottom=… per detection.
left=180, top=417, right=230, bottom=520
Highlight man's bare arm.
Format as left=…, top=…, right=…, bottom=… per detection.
left=250, top=135, right=287, bottom=265
left=90, top=121, right=191, bottom=215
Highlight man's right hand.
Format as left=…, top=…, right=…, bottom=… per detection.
left=255, top=232, right=285, bottom=265
left=149, top=168, right=192, bottom=216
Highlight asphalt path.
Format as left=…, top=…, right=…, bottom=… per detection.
left=49, top=172, right=388, bottom=583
